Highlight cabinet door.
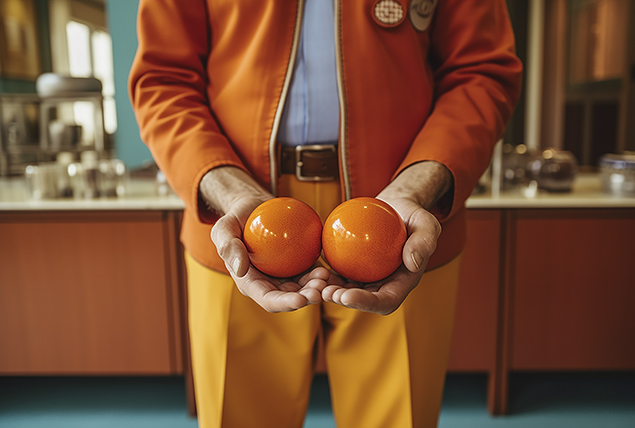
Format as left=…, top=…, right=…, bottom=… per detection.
left=448, top=209, right=502, bottom=372
left=511, top=209, right=635, bottom=370
left=0, top=211, right=183, bottom=375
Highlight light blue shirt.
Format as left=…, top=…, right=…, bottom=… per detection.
left=278, top=0, right=340, bottom=146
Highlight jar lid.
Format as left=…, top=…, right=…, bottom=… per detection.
left=599, top=153, right=635, bottom=170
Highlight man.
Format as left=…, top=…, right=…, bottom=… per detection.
left=129, top=0, right=522, bottom=427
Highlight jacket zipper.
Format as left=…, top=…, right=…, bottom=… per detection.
left=269, top=0, right=305, bottom=195
left=269, top=0, right=351, bottom=199
left=334, top=0, right=351, bottom=200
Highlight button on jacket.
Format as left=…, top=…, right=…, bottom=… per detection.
left=129, top=0, right=523, bottom=273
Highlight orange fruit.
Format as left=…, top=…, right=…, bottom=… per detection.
left=322, top=197, right=407, bottom=283
left=243, top=197, right=323, bottom=278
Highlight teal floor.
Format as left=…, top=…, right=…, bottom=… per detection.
left=1, top=372, right=634, bottom=427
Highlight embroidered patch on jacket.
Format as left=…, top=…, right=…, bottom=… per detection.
left=373, top=0, right=406, bottom=27
left=409, top=0, right=438, bottom=32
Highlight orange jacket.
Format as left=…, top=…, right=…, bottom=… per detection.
left=129, top=0, right=522, bottom=272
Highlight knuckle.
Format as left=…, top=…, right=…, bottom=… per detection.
left=211, top=216, right=244, bottom=256
left=431, top=216, right=442, bottom=238
left=415, top=208, right=442, bottom=238
left=422, top=235, right=437, bottom=255
left=210, top=218, right=225, bottom=244
left=215, top=238, right=233, bottom=261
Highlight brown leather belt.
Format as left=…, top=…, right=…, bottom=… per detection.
left=280, top=144, right=339, bottom=181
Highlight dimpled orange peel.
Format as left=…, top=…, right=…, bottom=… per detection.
left=243, top=197, right=323, bottom=278
left=322, top=197, right=407, bottom=283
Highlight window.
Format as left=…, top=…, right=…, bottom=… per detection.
left=567, top=0, right=627, bottom=84
left=65, top=19, right=117, bottom=138
left=539, top=0, right=633, bottom=167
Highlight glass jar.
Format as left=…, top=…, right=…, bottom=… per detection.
left=526, top=149, right=577, bottom=192
left=99, top=159, right=127, bottom=197
left=599, top=153, right=635, bottom=196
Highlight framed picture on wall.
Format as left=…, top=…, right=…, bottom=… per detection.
left=0, top=0, right=41, bottom=80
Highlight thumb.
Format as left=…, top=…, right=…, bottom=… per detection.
left=211, top=214, right=250, bottom=277
left=401, top=208, right=441, bottom=273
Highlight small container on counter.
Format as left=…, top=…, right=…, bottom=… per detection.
left=68, top=152, right=127, bottom=199
left=526, top=149, right=577, bottom=192
left=99, top=158, right=127, bottom=197
left=25, top=163, right=62, bottom=200
left=55, top=152, right=75, bottom=198
left=79, top=151, right=100, bottom=199
left=501, top=143, right=532, bottom=190
left=24, top=151, right=128, bottom=200
left=599, top=153, right=635, bottom=196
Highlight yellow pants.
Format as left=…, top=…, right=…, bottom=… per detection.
left=186, top=175, right=461, bottom=428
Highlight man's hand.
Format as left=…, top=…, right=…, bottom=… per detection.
left=321, top=161, right=453, bottom=315
left=201, top=167, right=329, bottom=312
left=321, top=197, right=440, bottom=315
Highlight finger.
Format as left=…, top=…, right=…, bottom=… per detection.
left=236, top=275, right=308, bottom=312
left=328, top=266, right=419, bottom=314
left=211, top=216, right=250, bottom=277
left=300, top=277, right=328, bottom=294
left=321, top=280, right=359, bottom=303
left=402, top=208, right=441, bottom=273
left=259, top=290, right=309, bottom=312
left=322, top=285, right=340, bottom=303
left=223, top=238, right=250, bottom=277
left=297, top=267, right=331, bottom=286
left=338, top=288, right=403, bottom=315
left=210, top=213, right=243, bottom=249
left=277, top=280, right=302, bottom=292
left=298, top=280, right=325, bottom=304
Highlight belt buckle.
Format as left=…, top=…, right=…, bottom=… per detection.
left=295, top=144, right=337, bottom=182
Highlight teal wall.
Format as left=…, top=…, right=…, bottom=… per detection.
left=36, top=0, right=52, bottom=75
left=0, top=79, right=36, bottom=93
left=107, top=0, right=150, bottom=168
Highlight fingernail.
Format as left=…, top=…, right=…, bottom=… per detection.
left=411, top=252, right=423, bottom=271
